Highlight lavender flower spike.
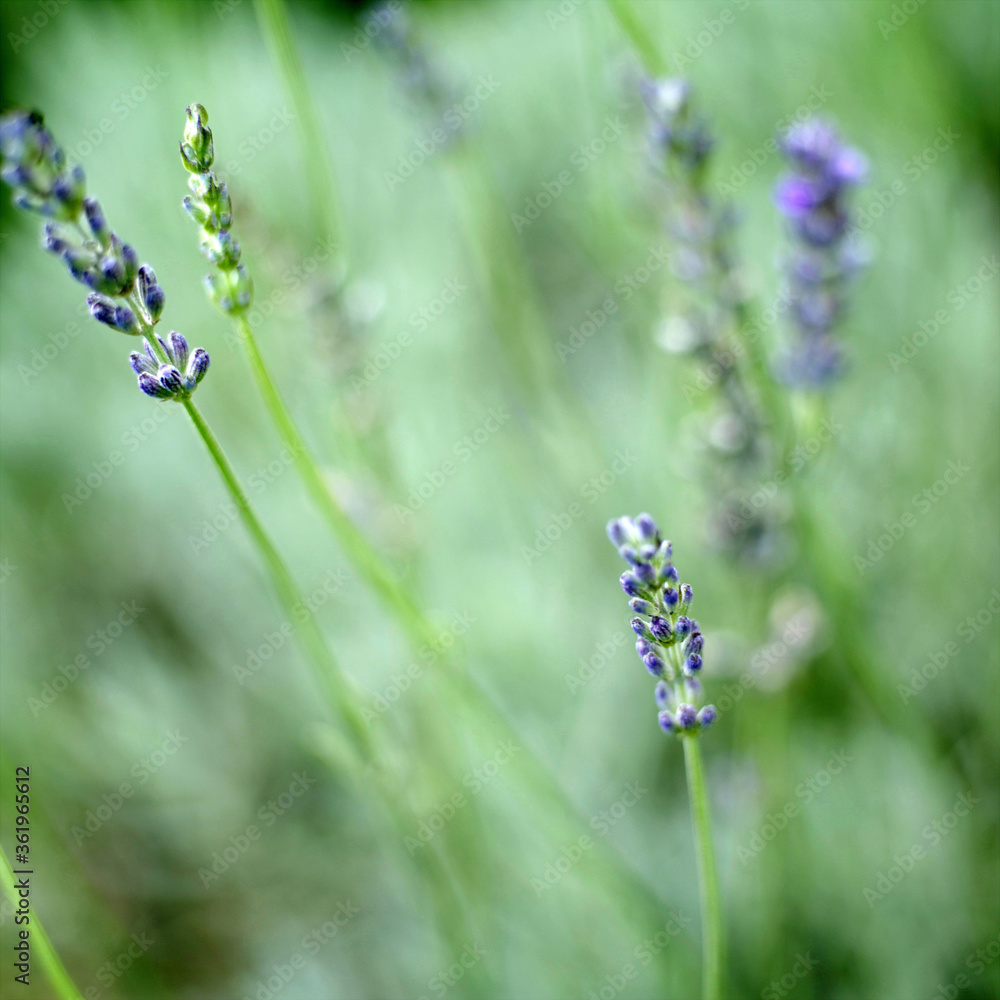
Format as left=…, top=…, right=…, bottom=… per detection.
left=774, top=118, right=869, bottom=387
left=0, top=109, right=212, bottom=405
left=606, top=516, right=716, bottom=738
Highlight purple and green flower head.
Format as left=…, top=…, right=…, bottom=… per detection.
left=607, top=514, right=716, bottom=738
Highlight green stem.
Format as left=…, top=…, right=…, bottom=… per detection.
left=229, top=314, right=680, bottom=953
left=233, top=316, right=432, bottom=649
left=605, top=0, right=666, bottom=75
left=683, top=736, right=724, bottom=1000
left=254, top=0, right=344, bottom=265
left=180, top=397, right=373, bottom=758
left=0, top=846, right=84, bottom=1000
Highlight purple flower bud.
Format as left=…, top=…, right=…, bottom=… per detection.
left=685, top=632, right=704, bottom=656
left=631, top=617, right=653, bottom=641
left=606, top=518, right=628, bottom=546
left=678, top=583, right=693, bottom=614
left=663, top=587, right=679, bottom=609
left=677, top=704, right=697, bottom=729
left=656, top=539, right=672, bottom=562
left=774, top=175, right=824, bottom=219
left=636, top=513, right=658, bottom=541
left=629, top=598, right=657, bottom=617
left=158, top=365, right=183, bottom=394
left=831, top=146, right=867, bottom=185
left=138, top=372, right=172, bottom=399
left=113, top=305, right=139, bottom=335
left=129, top=350, right=157, bottom=376
left=649, top=616, right=673, bottom=642
left=620, top=572, right=643, bottom=597
left=684, top=653, right=702, bottom=674
left=662, top=565, right=679, bottom=585
left=655, top=681, right=670, bottom=708
left=696, top=705, right=716, bottom=728
left=169, top=331, right=189, bottom=368
left=635, top=639, right=651, bottom=660
left=634, top=562, right=657, bottom=584
left=84, top=197, right=108, bottom=243
left=658, top=711, right=675, bottom=733
left=674, top=616, right=693, bottom=638
left=87, top=293, right=116, bottom=327
left=643, top=654, right=665, bottom=677
left=188, top=348, right=210, bottom=384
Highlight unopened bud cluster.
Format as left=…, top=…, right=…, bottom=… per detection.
left=0, top=109, right=210, bottom=401
left=607, top=515, right=716, bottom=737
left=180, top=104, right=253, bottom=315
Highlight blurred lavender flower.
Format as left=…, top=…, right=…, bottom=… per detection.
left=0, top=108, right=210, bottom=401
left=180, top=104, right=253, bottom=315
left=640, top=80, right=779, bottom=563
left=774, top=119, right=868, bottom=387
left=607, top=515, right=716, bottom=737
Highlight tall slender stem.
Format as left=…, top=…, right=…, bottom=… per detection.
left=233, top=316, right=432, bottom=648
left=254, top=0, right=343, bottom=265
left=180, top=397, right=373, bottom=758
left=683, top=736, right=724, bottom=1000
left=0, top=846, right=84, bottom=1000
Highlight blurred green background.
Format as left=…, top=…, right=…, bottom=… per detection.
left=1, top=1, right=998, bottom=998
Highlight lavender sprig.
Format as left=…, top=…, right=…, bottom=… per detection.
left=0, top=109, right=210, bottom=402
left=180, top=103, right=253, bottom=315
left=607, top=514, right=716, bottom=735
left=774, top=119, right=868, bottom=387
